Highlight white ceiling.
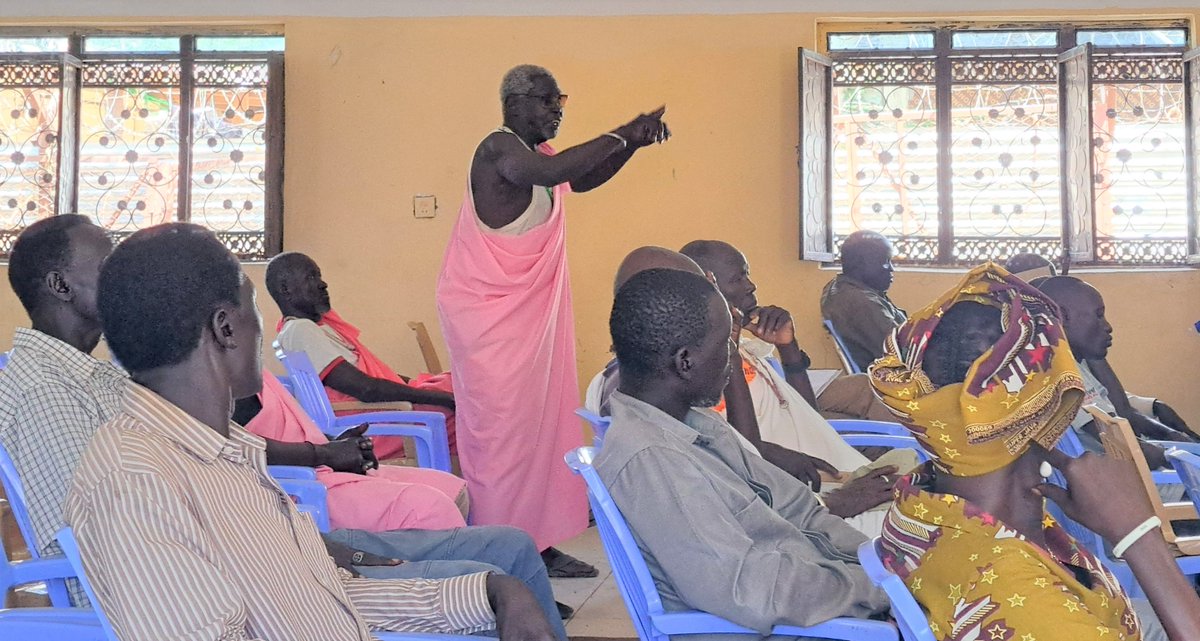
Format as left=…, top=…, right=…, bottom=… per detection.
left=4, top=0, right=1198, bottom=19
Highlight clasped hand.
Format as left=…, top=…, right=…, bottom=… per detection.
left=321, top=424, right=379, bottom=474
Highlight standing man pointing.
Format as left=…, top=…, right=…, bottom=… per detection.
left=437, top=65, right=670, bottom=575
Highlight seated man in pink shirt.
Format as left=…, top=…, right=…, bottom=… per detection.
left=266, top=252, right=456, bottom=460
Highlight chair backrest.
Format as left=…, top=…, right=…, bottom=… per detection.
left=407, top=321, right=443, bottom=374
left=575, top=409, right=612, bottom=449
left=0, top=441, right=39, bottom=556
left=56, top=527, right=120, bottom=641
left=273, top=343, right=337, bottom=432
left=856, top=539, right=937, bottom=641
left=0, top=350, right=9, bottom=370
left=275, top=374, right=295, bottom=396
left=1086, top=406, right=1195, bottom=549
left=765, top=357, right=786, bottom=379
left=822, top=320, right=862, bottom=375
left=565, top=446, right=668, bottom=641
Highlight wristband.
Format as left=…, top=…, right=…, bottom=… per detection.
left=603, top=132, right=628, bottom=149
left=1112, top=516, right=1162, bottom=558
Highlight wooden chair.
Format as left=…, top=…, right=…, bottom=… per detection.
left=1087, top=406, right=1200, bottom=555
left=408, top=321, right=443, bottom=374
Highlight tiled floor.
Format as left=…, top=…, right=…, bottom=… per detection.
left=551, top=527, right=637, bottom=639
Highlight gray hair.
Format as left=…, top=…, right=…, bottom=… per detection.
left=500, top=64, right=554, bottom=103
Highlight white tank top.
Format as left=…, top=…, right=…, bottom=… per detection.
left=473, top=126, right=554, bottom=236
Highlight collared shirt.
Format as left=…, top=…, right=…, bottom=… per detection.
left=594, top=391, right=888, bottom=638
left=820, top=274, right=907, bottom=372
left=277, top=317, right=359, bottom=375
left=64, top=382, right=494, bottom=641
left=880, top=475, right=1140, bottom=641
left=734, top=336, right=870, bottom=472
left=0, top=328, right=126, bottom=556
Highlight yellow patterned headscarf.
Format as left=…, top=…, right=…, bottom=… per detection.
left=869, top=263, right=1085, bottom=477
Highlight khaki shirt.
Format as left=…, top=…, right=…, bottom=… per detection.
left=820, top=274, right=907, bottom=372
left=595, top=391, right=888, bottom=639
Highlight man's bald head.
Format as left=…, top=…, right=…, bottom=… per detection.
left=679, top=240, right=757, bottom=313
left=265, top=251, right=330, bottom=321
left=613, top=246, right=704, bottom=293
left=1005, top=253, right=1057, bottom=281
left=840, top=230, right=895, bottom=292
left=1037, top=276, right=1112, bottom=361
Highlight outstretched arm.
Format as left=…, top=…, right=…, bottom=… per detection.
left=492, top=107, right=670, bottom=190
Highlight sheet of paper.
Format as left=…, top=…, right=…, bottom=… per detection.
left=806, top=368, right=841, bottom=397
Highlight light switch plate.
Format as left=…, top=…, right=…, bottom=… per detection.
left=413, top=195, right=437, bottom=219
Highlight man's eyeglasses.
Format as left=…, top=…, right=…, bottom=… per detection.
left=512, top=93, right=568, bottom=108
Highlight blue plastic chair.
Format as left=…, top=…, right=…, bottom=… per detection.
left=0, top=350, right=9, bottom=370
left=828, top=419, right=910, bottom=437
left=564, top=446, right=897, bottom=641
left=268, top=466, right=332, bottom=532
left=856, top=538, right=937, bottom=641
left=0, top=440, right=74, bottom=606
left=276, top=373, right=296, bottom=396
left=575, top=408, right=611, bottom=448
left=57, top=527, right=487, bottom=641
left=275, top=346, right=451, bottom=472
left=823, top=320, right=862, bottom=375
left=0, top=608, right=103, bottom=639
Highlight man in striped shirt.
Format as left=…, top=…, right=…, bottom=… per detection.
left=64, top=223, right=559, bottom=641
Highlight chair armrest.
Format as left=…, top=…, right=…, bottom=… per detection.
left=331, top=411, right=451, bottom=472
left=267, top=465, right=318, bottom=481
left=276, top=478, right=330, bottom=533
left=1154, top=441, right=1200, bottom=456
left=1152, top=469, right=1180, bottom=485
left=6, top=555, right=77, bottom=588
left=828, top=419, right=909, bottom=436
left=652, top=611, right=896, bottom=640
left=331, top=401, right=414, bottom=412
left=0, top=608, right=104, bottom=641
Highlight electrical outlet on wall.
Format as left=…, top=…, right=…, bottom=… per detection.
left=413, top=195, right=437, bottom=219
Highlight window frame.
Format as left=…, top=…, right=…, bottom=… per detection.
left=803, top=19, right=1197, bottom=268
left=0, top=28, right=283, bottom=261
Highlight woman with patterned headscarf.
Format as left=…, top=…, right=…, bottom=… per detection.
left=870, top=263, right=1200, bottom=641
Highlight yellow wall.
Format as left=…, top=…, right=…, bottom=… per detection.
left=2, top=10, right=1200, bottom=420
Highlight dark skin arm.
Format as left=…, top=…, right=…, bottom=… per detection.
left=1079, top=418, right=1169, bottom=469
left=724, top=308, right=837, bottom=490
left=1086, top=359, right=1194, bottom=442
left=233, top=396, right=380, bottom=474
left=324, top=361, right=454, bottom=408
left=474, top=108, right=670, bottom=228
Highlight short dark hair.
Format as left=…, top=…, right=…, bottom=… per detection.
left=99, top=223, right=242, bottom=372
left=840, top=230, right=889, bottom=266
left=610, top=268, right=719, bottom=379
left=264, top=251, right=311, bottom=311
left=7, top=214, right=94, bottom=313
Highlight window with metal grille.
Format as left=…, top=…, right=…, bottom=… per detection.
left=800, top=22, right=1199, bottom=267
left=0, top=33, right=283, bottom=260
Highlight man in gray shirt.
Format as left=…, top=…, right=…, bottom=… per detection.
left=595, top=268, right=889, bottom=638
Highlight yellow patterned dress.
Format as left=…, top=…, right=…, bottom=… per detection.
left=880, top=476, right=1141, bottom=641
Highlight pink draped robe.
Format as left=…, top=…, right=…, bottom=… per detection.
left=246, top=372, right=468, bottom=532
left=435, top=141, right=588, bottom=550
